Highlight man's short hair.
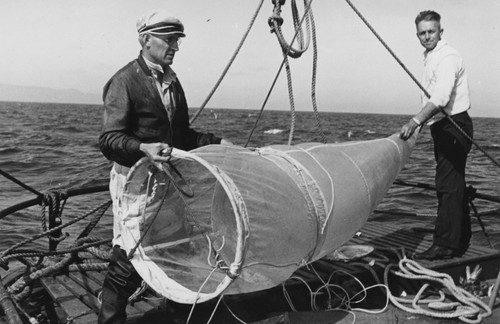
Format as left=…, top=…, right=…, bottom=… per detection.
left=415, top=10, right=441, bottom=26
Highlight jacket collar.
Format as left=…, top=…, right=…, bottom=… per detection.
left=137, top=52, right=153, bottom=77
left=137, top=52, right=177, bottom=87
left=136, top=52, right=179, bottom=121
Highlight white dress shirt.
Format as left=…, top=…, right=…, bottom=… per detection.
left=421, top=39, right=471, bottom=125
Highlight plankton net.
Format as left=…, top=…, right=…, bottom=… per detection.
left=119, top=133, right=416, bottom=303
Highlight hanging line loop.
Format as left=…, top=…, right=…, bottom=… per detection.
left=246, top=0, right=325, bottom=147
left=268, top=0, right=311, bottom=59
left=271, top=0, right=326, bottom=145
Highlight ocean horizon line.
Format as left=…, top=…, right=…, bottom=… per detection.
left=1, top=100, right=498, bottom=120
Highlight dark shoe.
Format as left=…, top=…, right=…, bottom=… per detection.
left=413, top=244, right=459, bottom=261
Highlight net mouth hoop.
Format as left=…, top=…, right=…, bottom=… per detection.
left=123, top=151, right=249, bottom=303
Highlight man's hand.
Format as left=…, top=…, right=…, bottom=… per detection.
left=139, top=143, right=172, bottom=169
left=400, top=118, right=420, bottom=141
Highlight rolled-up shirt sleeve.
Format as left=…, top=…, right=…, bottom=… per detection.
left=428, top=55, right=460, bottom=108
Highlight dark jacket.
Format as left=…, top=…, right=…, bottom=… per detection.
left=99, top=54, right=221, bottom=167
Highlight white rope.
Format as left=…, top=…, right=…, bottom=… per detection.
left=386, top=258, right=492, bottom=323
left=281, top=263, right=390, bottom=316
left=186, top=266, right=219, bottom=324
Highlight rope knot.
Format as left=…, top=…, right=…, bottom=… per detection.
left=268, top=15, right=284, bottom=33
left=227, top=264, right=241, bottom=280
left=41, top=190, right=69, bottom=251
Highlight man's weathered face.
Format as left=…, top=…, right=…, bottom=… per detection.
left=144, top=34, right=180, bottom=67
left=416, top=20, right=442, bottom=51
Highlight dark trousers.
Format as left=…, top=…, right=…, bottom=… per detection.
left=430, top=111, right=473, bottom=252
left=98, top=245, right=143, bottom=324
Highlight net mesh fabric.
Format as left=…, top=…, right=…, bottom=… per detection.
left=120, top=133, right=416, bottom=303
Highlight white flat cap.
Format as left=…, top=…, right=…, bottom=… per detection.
left=136, top=9, right=185, bottom=37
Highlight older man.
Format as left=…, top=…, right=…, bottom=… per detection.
left=98, top=9, right=230, bottom=323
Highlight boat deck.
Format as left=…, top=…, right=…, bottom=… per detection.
left=38, top=218, right=500, bottom=323
left=40, top=271, right=166, bottom=323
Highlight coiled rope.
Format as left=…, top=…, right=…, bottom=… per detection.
left=385, top=258, right=492, bottom=323
left=277, top=246, right=493, bottom=323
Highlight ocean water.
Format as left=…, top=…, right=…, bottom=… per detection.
left=1, top=101, right=499, bottom=252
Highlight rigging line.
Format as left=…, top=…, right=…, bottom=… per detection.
left=283, top=51, right=297, bottom=145
left=344, top=0, right=500, bottom=170
left=284, top=0, right=326, bottom=144
left=308, top=8, right=327, bottom=143
left=189, top=0, right=265, bottom=125
left=244, top=0, right=315, bottom=147
left=271, top=0, right=317, bottom=145
left=0, top=168, right=42, bottom=197
left=0, top=200, right=111, bottom=259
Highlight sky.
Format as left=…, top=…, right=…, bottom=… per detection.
left=0, top=0, right=499, bottom=118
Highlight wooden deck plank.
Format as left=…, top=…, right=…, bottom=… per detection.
left=56, top=275, right=102, bottom=311
left=85, top=270, right=106, bottom=283
left=75, top=271, right=159, bottom=312
left=41, top=276, right=74, bottom=301
left=57, top=299, right=97, bottom=324
left=56, top=275, right=90, bottom=297
left=68, top=272, right=102, bottom=295
left=41, top=270, right=167, bottom=323
left=40, top=276, right=98, bottom=324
